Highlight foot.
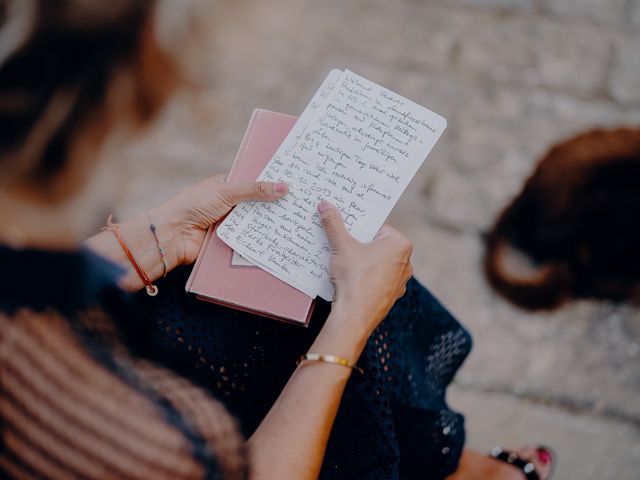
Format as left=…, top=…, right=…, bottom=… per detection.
left=487, top=445, right=554, bottom=480
left=447, top=446, right=555, bottom=480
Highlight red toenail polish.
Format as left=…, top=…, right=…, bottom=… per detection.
left=537, top=448, right=551, bottom=465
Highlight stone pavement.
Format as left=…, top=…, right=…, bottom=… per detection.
left=113, top=1, right=640, bottom=478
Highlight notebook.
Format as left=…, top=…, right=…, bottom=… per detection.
left=186, top=109, right=315, bottom=326
left=217, top=69, right=447, bottom=301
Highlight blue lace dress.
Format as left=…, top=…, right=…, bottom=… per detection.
left=140, top=267, right=472, bottom=479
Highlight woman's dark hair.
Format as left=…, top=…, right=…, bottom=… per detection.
left=0, top=0, right=179, bottom=201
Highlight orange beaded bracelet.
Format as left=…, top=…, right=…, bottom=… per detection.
left=102, top=214, right=158, bottom=296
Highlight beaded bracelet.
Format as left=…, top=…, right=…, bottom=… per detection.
left=102, top=215, right=158, bottom=296
left=298, top=353, right=364, bottom=375
left=146, top=211, right=168, bottom=277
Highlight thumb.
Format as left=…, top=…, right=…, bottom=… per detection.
left=317, top=200, right=351, bottom=249
left=221, top=181, right=288, bottom=205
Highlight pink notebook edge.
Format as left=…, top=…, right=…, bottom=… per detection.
left=193, top=292, right=314, bottom=326
left=185, top=109, right=315, bottom=326
left=186, top=109, right=261, bottom=292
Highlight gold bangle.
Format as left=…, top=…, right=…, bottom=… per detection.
left=297, top=353, right=364, bottom=375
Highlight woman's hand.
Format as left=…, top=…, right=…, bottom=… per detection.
left=150, top=174, right=288, bottom=267
left=86, top=173, right=287, bottom=292
left=247, top=200, right=413, bottom=479
left=316, top=200, right=413, bottom=343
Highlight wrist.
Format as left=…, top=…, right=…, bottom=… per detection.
left=86, top=209, right=183, bottom=292
left=311, top=308, right=370, bottom=364
left=329, top=298, right=377, bottom=337
left=146, top=205, right=185, bottom=271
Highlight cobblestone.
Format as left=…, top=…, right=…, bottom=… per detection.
left=450, top=386, right=640, bottom=480
left=540, top=0, right=629, bottom=25
left=445, top=0, right=535, bottom=13
left=455, top=12, right=613, bottom=96
left=633, top=0, right=640, bottom=27
left=610, top=35, right=640, bottom=105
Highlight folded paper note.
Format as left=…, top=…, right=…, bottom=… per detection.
left=217, top=69, right=447, bottom=301
left=186, top=109, right=315, bottom=325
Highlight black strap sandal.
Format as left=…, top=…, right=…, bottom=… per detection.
left=488, top=446, right=556, bottom=480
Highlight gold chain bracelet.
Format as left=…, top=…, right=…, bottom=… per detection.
left=298, top=353, right=364, bottom=375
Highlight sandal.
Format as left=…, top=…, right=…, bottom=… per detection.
left=488, top=445, right=556, bottom=480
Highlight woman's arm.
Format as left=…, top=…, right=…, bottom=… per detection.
left=247, top=201, right=413, bottom=479
left=88, top=179, right=412, bottom=479
left=246, top=312, right=364, bottom=480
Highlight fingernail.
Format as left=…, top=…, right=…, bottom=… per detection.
left=275, top=182, right=288, bottom=194
left=537, top=448, right=552, bottom=465
left=317, top=200, right=331, bottom=213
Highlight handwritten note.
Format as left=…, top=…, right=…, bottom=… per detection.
left=217, top=70, right=446, bottom=300
left=226, top=70, right=343, bottom=291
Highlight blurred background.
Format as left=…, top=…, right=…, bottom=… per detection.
left=113, top=1, right=640, bottom=478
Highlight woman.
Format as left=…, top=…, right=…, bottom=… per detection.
left=0, top=1, right=553, bottom=479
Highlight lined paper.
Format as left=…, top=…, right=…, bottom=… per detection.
left=218, top=70, right=446, bottom=300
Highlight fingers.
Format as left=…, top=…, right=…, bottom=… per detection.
left=374, top=224, right=395, bottom=239
left=374, top=225, right=413, bottom=256
left=220, top=181, right=288, bottom=205
left=378, top=224, right=413, bottom=300
left=396, top=261, right=413, bottom=300
left=374, top=224, right=411, bottom=252
left=317, top=200, right=352, bottom=249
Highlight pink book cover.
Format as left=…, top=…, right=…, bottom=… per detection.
left=186, top=109, right=315, bottom=326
